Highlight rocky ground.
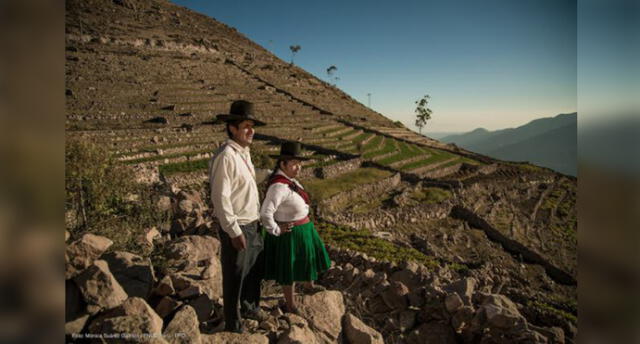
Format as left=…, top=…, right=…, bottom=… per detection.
left=66, top=185, right=574, bottom=343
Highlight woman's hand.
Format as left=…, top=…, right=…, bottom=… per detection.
left=277, top=221, right=293, bottom=234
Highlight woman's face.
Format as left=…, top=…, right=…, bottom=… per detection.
left=281, top=159, right=302, bottom=178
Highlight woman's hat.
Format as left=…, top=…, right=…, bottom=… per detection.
left=216, top=100, right=267, bottom=126
left=269, top=141, right=312, bottom=161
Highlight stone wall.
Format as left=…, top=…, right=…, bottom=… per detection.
left=319, top=173, right=402, bottom=211
left=314, top=173, right=457, bottom=230
left=316, top=158, right=362, bottom=179
left=132, top=164, right=161, bottom=185
left=164, top=171, right=208, bottom=188
left=322, top=201, right=453, bottom=231
left=420, top=162, right=463, bottom=179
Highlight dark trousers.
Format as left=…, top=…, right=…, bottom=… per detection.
left=219, top=221, right=264, bottom=331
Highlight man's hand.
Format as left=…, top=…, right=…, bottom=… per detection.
left=231, top=234, right=247, bottom=251
left=277, top=221, right=293, bottom=234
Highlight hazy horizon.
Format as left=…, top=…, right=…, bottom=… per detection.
left=426, top=111, right=577, bottom=137
left=173, top=0, right=577, bottom=133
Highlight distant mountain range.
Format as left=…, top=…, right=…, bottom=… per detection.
left=439, top=113, right=577, bottom=176
left=424, top=131, right=461, bottom=140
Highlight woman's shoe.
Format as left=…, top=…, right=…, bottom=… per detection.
left=300, top=283, right=326, bottom=294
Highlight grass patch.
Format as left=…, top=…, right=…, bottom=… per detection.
left=411, top=187, right=452, bottom=204
left=303, top=167, right=392, bottom=200
left=334, top=128, right=358, bottom=139
left=126, top=140, right=217, bottom=155
left=157, top=147, right=274, bottom=176
left=362, top=138, right=397, bottom=159
left=541, top=186, right=576, bottom=242
left=406, top=143, right=425, bottom=154
left=398, top=149, right=457, bottom=170
left=435, top=158, right=464, bottom=169
left=333, top=193, right=389, bottom=214
left=305, top=159, right=342, bottom=169
left=351, top=132, right=373, bottom=144
left=361, top=135, right=383, bottom=152
left=507, top=162, right=545, bottom=173
left=528, top=300, right=577, bottom=324
left=377, top=141, right=421, bottom=165
left=159, top=158, right=209, bottom=176
left=317, top=222, right=439, bottom=269
left=316, top=126, right=346, bottom=136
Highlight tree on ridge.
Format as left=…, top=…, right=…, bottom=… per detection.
left=414, top=94, right=433, bottom=135
left=289, top=45, right=301, bottom=64
left=326, top=65, right=339, bottom=85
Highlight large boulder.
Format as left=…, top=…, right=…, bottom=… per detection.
left=155, top=296, right=183, bottom=319
left=278, top=314, right=320, bottom=344
left=472, top=294, right=526, bottom=330
left=88, top=297, right=165, bottom=343
left=65, top=314, right=90, bottom=337
left=153, top=275, right=176, bottom=297
left=104, top=251, right=156, bottom=299
left=444, top=293, right=464, bottom=314
left=163, top=305, right=201, bottom=344
left=298, top=290, right=346, bottom=341
left=381, top=281, right=409, bottom=311
left=343, top=313, right=384, bottom=344
left=187, top=294, right=215, bottom=322
left=74, top=260, right=128, bottom=314
left=444, top=277, right=476, bottom=306
left=65, top=233, right=113, bottom=279
left=201, top=332, right=268, bottom=344
left=165, top=236, right=221, bottom=267
left=168, top=258, right=223, bottom=301
left=530, top=324, right=565, bottom=344
left=389, top=267, right=421, bottom=290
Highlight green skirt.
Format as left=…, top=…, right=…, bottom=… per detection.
left=264, top=221, right=331, bottom=286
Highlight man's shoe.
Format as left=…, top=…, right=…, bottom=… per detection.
left=224, top=324, right=244, bottom=334
left=243, top=308, right=269, bottom=322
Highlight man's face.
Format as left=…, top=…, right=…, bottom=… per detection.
left=230, top=120, right=255, bottom=147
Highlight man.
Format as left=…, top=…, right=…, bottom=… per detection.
left=208, top=100, right=270, bottom=333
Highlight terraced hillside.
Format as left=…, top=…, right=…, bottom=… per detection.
left=65, top=0, right=577, bottom=342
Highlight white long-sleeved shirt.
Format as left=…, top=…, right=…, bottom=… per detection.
left=208, top=139, right=270, bottom=238
left=260, top=170, right=310, bottom=236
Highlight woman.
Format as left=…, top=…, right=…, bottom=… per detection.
left=260, top=141, right=331, bottom=314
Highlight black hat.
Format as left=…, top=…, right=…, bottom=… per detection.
left=269, top=141, right=312, bottom=161
left=216, top=100, right=266, bottom=126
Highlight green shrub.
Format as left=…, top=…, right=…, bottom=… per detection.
left=66, top=138, right=169, bottom=254
left=317, top=222, right=439, bottom=269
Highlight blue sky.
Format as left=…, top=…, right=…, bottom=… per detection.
left=173, top=0, right=576, bottom=133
